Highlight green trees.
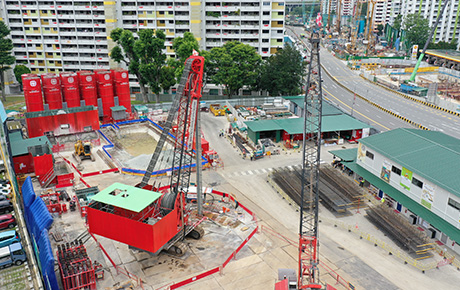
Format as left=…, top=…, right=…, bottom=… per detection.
left=170, top=32, right=200, bottom=80
left=392, top=15, right=403, bottom=31
left=110, top=28, right=175, bottom=103
left=207, top=41, right=261, bottom=97
left=258, top=45, right=306, bottom=96
left=13, top=65, right=31, bottom=91
left=403, top=13, right=430, bottom=49
left=0, top=21, right=15, bottom=102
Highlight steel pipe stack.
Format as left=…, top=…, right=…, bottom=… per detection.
left=57, top=240, right=96, bottom=290
left=22, top=74, right=44, bottom=112
left=41, top=73, right=63, bottom=110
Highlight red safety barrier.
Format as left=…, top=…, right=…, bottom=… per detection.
left=166, top=226, right=258, bottom=289
left=169, top=267, right=220, bottom=290
left=210, top=189, right=255, bottom=219
left=80, top=178, right=91, bottom=188
left=89, top=232, right=144, bottom=290
left=82, top=168, right=119, bottom=177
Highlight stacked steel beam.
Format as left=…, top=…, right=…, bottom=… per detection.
left=57, top=240, right=96, bottom=290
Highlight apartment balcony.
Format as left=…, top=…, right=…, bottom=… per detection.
left=43, top=38, right=60, bottom=44
left=8, top=21, right=24, bottom=28
left=240, top=5, right=260, bottom=11
left=271, top=2, right=284, bottom=10
left=7, top=13, right=22, bottom=19
left=61, top=46, right=79, bottom=52
left=240, top=24, right=259, bottom=29
left=13, top=46, right=27, bottom=52
left=61, top=55, right=80, bottom=61
left=241, top=33, right=259, bottom=38
left=205, top=41, right=222, bottom=47
left=122, top=15, right=138, bottom=20
left=174, top=5, right=189, bottom=11
left=75, top=22, right=96, bottom=28
left=270, top=39, right=283, bottom=46
left=55, top=5, right=74, bottom=10
left=6, top=4, right=21, bottom=9
left=271, top=13, right=284, bottom=20
left=174, top=15, right=189, bottom=21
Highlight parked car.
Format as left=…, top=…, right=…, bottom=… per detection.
left=0, top=243, right=27, bottom=268
left=0, top=195, right=7, bottom=201
left=0, top=184, right=10, bottom=190
left=0, top=230, right=20, bottom=248
left=0, top=188, right=11, bottom=196
left=0, top=200, right=13, bottom=214
left=0, top=179, right=10, bottom=185
left=0, top=214, right=16, bottom=230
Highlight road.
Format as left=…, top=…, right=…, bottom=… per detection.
left=287, top=26, right=460, bottom=139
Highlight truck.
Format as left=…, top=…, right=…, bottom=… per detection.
left=0, top=243, right=27, bottom=268
left=210, top=104, right=225, bottom=116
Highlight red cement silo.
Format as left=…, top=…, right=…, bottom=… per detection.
left=77, top=71, right=98, bottom=107
left=113, top=68, right=131, bottom=113
left=96, top=70, right=114, bottom=118
left=60, top=72, right=80, bottom=108
left=41, top=73, right=63, bottom=110
left=22, top=74, right=44, bottom=112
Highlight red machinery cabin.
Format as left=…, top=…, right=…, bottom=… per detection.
left=87, top=183, right=186, bottom=254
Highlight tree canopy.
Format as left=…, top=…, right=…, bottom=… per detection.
left=258, top=45, right=306, bottom=96
left=0, top=21, right=15, bottom=101
left=207, top=41, right=261, bottom=97
left=170, top=32, right=200, bottom=81
left=392, top=15, right=403, bottom=31
left=13, top=65, right=31, bottom=89
left=110, top=28, right=175, bottom=103
left=403, top=13, right=430, bottom=49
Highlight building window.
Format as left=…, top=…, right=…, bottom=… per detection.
left=262, top=39, right=268, bottom=42
left=391, top=166, right=401, bottom=175
left=448, top=198, right=460, bottom=211
left=263, top=2, right=270, bottom=5
left=263, top=11, right=269, bottom=15
left=412, top=177, right=423, bottom=189
left=365, top=151, right=374, bottom=160
left=262, top=30, right=269, bottom=33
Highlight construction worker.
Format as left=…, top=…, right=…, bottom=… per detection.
left=359, top=177, right=365, bottom=187
left=250, top=151, right=254, bottom=161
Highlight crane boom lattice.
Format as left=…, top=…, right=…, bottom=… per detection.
left=138, top=56, right=204, bottom=190
left=298, top=34, right=323, bottom=290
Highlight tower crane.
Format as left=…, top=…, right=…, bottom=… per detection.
left=298, top=31, right=323, bottom=289
left=366, top=0, right=376, bottom=56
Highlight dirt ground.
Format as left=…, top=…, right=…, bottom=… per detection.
left=115, top=131, right=157, bottom=156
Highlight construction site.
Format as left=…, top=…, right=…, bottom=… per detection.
left=288, top=0, right=460, bottom=111
left=1, top=4, right=460, bottom=289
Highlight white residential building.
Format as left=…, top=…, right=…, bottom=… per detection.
left=397, top=0, right=460, bottom=49
left=0, top=0, right=285, bottom=92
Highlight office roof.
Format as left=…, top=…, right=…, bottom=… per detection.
left=359, top=128, right=460, bottom=197
left=90, top=183, right=162, bottom=213
left=9, top=131, right=50, bottom=157
left=283, top=96, right=343, bottom=116
left=245, top=114, right=370, bottom=135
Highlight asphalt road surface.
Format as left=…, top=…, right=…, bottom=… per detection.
left=287, top=26, right=460, bottom=139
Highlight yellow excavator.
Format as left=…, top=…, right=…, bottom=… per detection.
left=73, top=140, right=95, bottom=164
